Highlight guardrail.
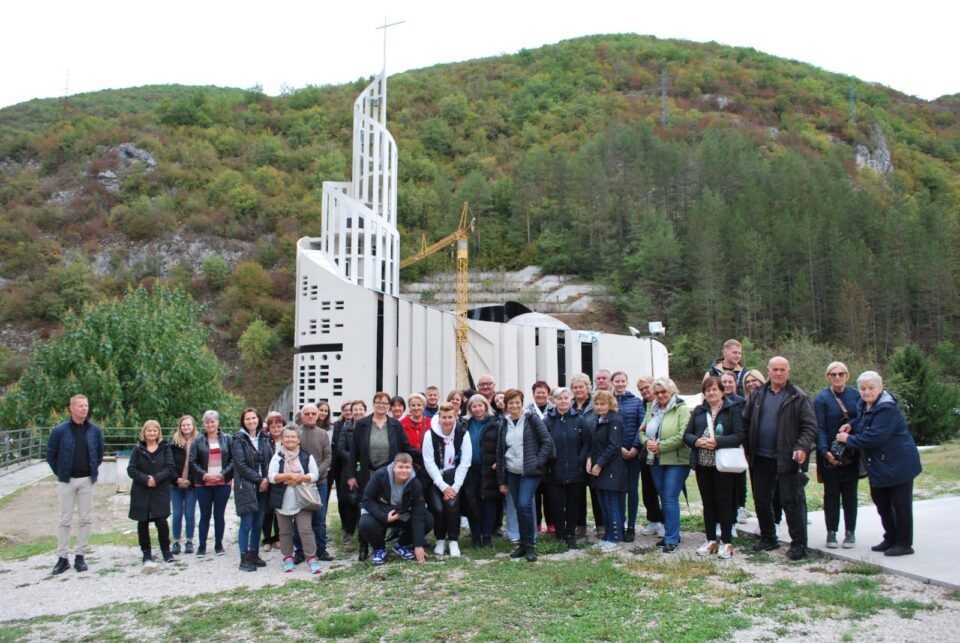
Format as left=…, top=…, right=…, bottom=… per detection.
left=0, top=427, right=158, bottom=474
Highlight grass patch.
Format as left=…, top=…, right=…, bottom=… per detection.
left=314, top=610, right=378, bottom=638
left=0, top=529, right=140, bottom=561
left=746, top=577, right=939, bottom=621
left=0, top=626, right=27, bottom=643
left=841, top=561, right=881, bottom=576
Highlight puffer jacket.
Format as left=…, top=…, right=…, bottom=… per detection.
left=127, top=441, right=175, bottom=521
left=475, top=416, right=501, bottom=499
left=232, top=430, right=271, bottom=515
left=544, top=408, right=590, bottom=485
left=683, top=398, right=745, bottom=469
left=614, top=390, right=644, bottom=450
left=584, top=411, right=626, bottom=491
left=845, top=391, right=922, bottom=488
left=637, top=397, right=691, bottom=466
left=496, top=411, right=555, bottom=484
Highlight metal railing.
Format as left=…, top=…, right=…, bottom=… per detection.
left=0, top=427, right=155, bottom=475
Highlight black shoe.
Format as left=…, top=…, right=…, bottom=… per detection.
left=342, top=533, right=353, bottom=545
left=655, top=538, right=665, bottom=547
left=871, top=541, right=894, bottom=552
left=358, top=544, right=369, bottom=562
left=251, top=549, right=267, bottom=567
left=623, top=528, right=636, bottom=543
left=317, top=549, right=334, bottom=562
left=509, top=546, right=526, bottom=559
left=73, top=555, right=88, bottom=572
left=162, top=550, right=175, bottom=563
left=52, top=557, right=70, bottom=575
left=214, top=543, right=225, bottom=556
left=754, top=538, right=779, bottom=552
left=785, top=545, right=807, bottom=561
left=525, top=547, right=538, bottom=562
left=566, top=537, right=579, bottom=550
left=239, top=551, right=257, bottom=572
left=170, top=542, right=181, bottom=555
left=184, top=541, right=194, bottom=554
left=142, top=551, right=154, bottom=564
left=482, top=536, right=492, bottom=547
left=492, top=527, right=504, bottom=538
left=884, top=545, right=914, bottom=557
left=293, top=551, right=306, bottom=565
left=196, top=544, right=206, bottom=557
left=472, top=536, right=483, bottom=549
left=661, top=543, right=678, bottom=553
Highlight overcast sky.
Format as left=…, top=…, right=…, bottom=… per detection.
left=2, top=0, right=956, bottom=110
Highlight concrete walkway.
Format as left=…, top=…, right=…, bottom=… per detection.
left=0, top=460, right=53, bottom=500
left=738, top=496, right=960, bottom=589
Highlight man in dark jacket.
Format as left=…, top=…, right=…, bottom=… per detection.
left=742, top=356, right=818, bottom=560
left=706, top=339, right=748, bottom=396
left=46, top=394, right=104, bottom=575
left=358, top=453, right=432, bottom=564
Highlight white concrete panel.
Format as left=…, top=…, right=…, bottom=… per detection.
left=396, top=298, right=413, bottom=395
left=382, top=294, right=398, bottom=395
left=564, top=329, right=582, bottom=385
left=465, top=318, right=500, bottom=381
left=536, top=327, right=559, bottom=386
left=424, top=307, right=445, bottom=389
left=440, top=311, right=457, bottom=395
left=410, top=303, right=427, bottom=392
left=595, top=334, right=649, bottom=383
left=499, top=325, right=519, bottom=391
left=517, top=325, right=537, bottom=391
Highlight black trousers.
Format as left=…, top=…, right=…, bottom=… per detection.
left=695, top=466, right=737, bottom=544
left=871, top=481, right=913, bottom=547
left=640, top=458, right=664, bottom=523
left=736, top=471, right=748, bottom=509
left=426, top=469, right=462, bottom=541
left=358, top=512, right=434, bottom=550
left=337, top=475, right=359, bottom=535
left=751, top=455, right=807, bottom=547
left=138, top=518, right=170, bottom=553
left=822, top=464, right=859, bottom=532
left=463, top=468, right=483, bottom=536
left=545, top=482, right=584, bottom=539
left=262, top=506, right=280, bottom=544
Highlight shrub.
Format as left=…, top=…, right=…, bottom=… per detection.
left=887, top=344, right=960, bottom=445
left=202, top=255, right=230, bottom=289
left=238, top=318, right=279, bottom=370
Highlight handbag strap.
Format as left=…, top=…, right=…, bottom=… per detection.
left=832, top=390, right=850, bottom=421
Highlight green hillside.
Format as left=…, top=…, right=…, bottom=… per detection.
left=0, top=34, right=958, bottom=406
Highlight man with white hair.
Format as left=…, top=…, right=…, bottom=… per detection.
left=742, top=356, right=818, bottom=560
left=292, top=403, right=332, bottom=563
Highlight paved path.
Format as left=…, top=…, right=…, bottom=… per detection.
left=738, top=495, right=960, bottom=589
left=0, top=460, right=52, bottom=500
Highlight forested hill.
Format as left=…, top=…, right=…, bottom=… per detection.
left=0, top=33, right=958, bottom=394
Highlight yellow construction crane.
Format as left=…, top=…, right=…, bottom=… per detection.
left=400, top=202, right=474, bottom=390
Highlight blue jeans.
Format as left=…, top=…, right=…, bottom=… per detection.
left=195, top=484, right=231, bottom=547
left=622, top=458, right=642, bottom=530
left=294, top=481, right=329, bottom=554
left=170, top=486, right=196, bottom=542
left=237, top=493, right=266, bottom=553
left=598, top=489, right=625, bottom=542
left=506, top=473, right=541, bottom=548
left=649, top=462, right=689, bottom=545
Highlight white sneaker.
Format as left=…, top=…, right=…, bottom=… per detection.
left=434, top=539, right=447, bottom=556
left=448, top=541, right=461, bottom=558
left=598, top=540, right=618, bottom=551
left=696, top=541, right=718, bottom=556
left=736, top=507, right=748, bottom=524
left=641, top=522, right=663, bottom=536
left=718, top=543, right=734, bottom=559
left=656, top=523, right=665, bottom=538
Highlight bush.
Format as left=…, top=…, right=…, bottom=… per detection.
left=238, top=318, right=279, bottom=369
left=887, top=344, right=960, bottom=445
left=202, top=256, right=230, bottom=289
left=770, top=335, right=874, bottom=397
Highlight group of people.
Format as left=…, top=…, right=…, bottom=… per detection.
left=44, top=339, right=923, bottom=576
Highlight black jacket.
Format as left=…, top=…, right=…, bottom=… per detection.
left=361, top=465, right=430, bottom=548
left=347, top=415, right=421, bottom=492
left=189, top=431, right=234, bottom=482
left=584, top=411, right=626, bottom=492
left=496, top=412, right=555, bottom=485
left=232, top=430, right=271, bottom=515
left=475, top=416, right=501, bottom=499
left=127, top=441, right=175, bottom=522
left=683, top=399, right=745, bottom=469
left=170, top=442, right=196, bottom=487
left=742, top=381, right=818, bottom=473
left=330, top=419, right=347, bottom=486
left=545, top=409, right=590, bottom=485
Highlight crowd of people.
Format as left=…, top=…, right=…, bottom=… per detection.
left=44, top=338, right=923, bottom=576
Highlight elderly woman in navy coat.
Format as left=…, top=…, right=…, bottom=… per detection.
left=836, top=371, right=922, bottom=557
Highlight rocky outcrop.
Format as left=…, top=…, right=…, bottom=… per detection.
left=855, top=123, right=893, bottom=175
left=74, top=232, right=255, bottom=278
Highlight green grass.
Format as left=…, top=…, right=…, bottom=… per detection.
left=0, top=547, right=941, bottom=641
left=0, top=530, right=140, bottom=561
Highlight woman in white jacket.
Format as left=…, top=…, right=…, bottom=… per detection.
left=422, top=403, right=472, bottom=557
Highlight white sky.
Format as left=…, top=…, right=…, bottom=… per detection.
left=2, top=0, right=957, bottom=110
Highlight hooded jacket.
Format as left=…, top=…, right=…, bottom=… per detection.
left=127, top=441, right=175, bottom=521
left=845, top=391, right=922, bottom=488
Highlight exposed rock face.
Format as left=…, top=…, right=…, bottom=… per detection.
left=701, top=94, right=733, bottom=110
left=855, top=123, right=893, bottom=175
left=76, top=232, right=255, bottom=278
left=118, top=143, right=156, bottom=169
left=97, top=169, right=120, bottom=194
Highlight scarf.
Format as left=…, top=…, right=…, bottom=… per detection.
left=280, top=444, right=303, bottom=473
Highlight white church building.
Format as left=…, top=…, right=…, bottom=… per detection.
left=291, top=68, right=669, bottom=419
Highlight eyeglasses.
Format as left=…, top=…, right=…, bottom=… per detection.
left=374, top=401, right=389, bottom=406
left=478, top=382, right=493, bottom=388
left=827, top=372, right=848, bottom=378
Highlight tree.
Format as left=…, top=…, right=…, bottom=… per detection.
left=887, top=344, right=960, bottom=445
left=0, top=285, right=243, bottom=428
left=238, top=318, right=279, bottom=370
